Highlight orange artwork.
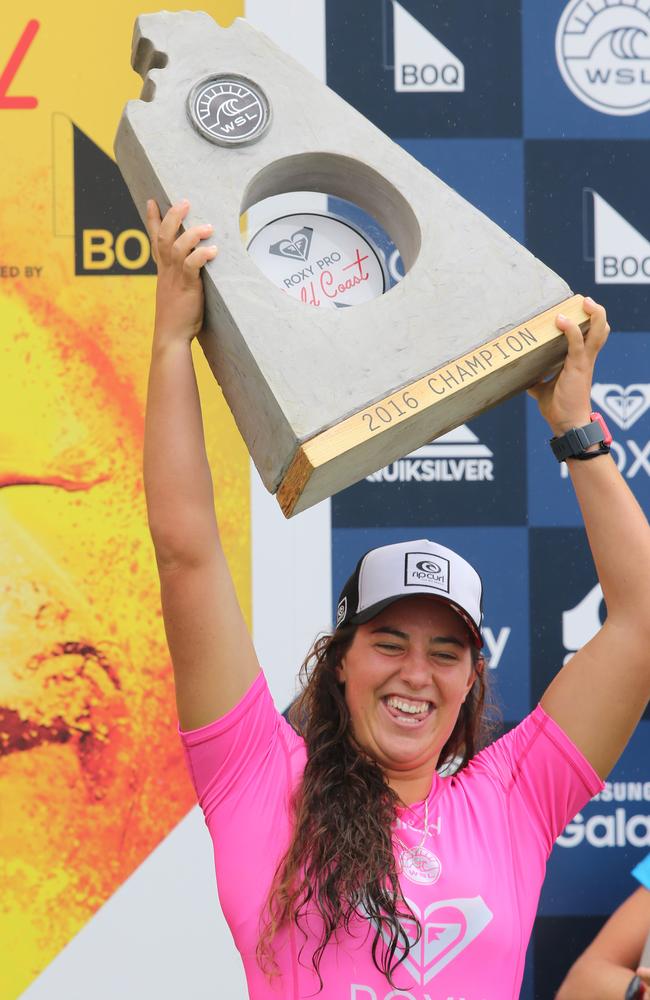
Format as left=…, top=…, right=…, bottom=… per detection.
left=0, top=3, right=247, bottom=996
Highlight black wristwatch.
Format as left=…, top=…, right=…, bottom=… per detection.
left=550, top=412, right=613, bottom=463
left=625, top=974, right=646, bottom=1000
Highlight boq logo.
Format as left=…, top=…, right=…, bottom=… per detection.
left=247, top=213, right=386, bottom=309
left=556, top=0, right=650, bottom=116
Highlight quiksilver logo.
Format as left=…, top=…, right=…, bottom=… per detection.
left=366, top=425, right=494, bottom=484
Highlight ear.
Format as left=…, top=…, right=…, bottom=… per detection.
left=462, top=655, right=484, bottom=701
left=336, top=656, right=347, bottom=684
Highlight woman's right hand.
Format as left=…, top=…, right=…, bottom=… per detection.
left=145, top=198, right=218, bottom=344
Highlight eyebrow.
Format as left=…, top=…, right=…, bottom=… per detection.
left=370, top=626, right=465, bottom=648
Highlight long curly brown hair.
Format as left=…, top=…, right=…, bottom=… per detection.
left=256, top=621, right=496, bottom=991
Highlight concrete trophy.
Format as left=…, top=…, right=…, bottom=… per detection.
left=115, top=11, right=588, bottom=516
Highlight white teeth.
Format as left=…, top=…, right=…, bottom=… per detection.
left=385, top=696, right=431, bottom=715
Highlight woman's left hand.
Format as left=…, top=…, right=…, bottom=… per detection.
left=527, top=296, right=610, bottom=437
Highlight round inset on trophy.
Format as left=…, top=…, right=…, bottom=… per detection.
left=186, top=74, right=271, bottom=147
left=247, top=211, right=388, bottom=309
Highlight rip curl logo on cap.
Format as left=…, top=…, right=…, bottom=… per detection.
left=336, top=597, right=347, bottom=628
left=404, top=552, right=450, bottom=593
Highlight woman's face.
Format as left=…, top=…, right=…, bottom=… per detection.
left=336, top=595, right=478, bottom=784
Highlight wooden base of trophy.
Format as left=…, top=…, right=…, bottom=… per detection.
left=277, top=295, right=588, bottom=515
left=116, top=11, right=587, bottom=517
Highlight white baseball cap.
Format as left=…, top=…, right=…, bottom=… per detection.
left=335, top=539, right=483, bottom=647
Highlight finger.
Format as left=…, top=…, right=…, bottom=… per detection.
left=145, top=199, right=161, bottom=248
left=157, top=199, right=190, bottom=262
left=172, top=223, right=214, bottom=262
left=555, top=312, right=586, bottom=360
left=182, top=244, right=218, bottom=278
left=582, top=296, right=610, bottom=359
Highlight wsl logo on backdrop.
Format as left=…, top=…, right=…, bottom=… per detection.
left=389, top=0, right=465, bottom=93
left=556, top=0, right=650, bottom=116
left=584, top=189, right=650, bottom=284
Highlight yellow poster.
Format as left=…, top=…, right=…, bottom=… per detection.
left=0, top=4, right=247, bottom=996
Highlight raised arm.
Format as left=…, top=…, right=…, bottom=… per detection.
left=532, top=298, right=650, bottom=779
left=555, top=886, right=650, bottom=999
left=144, top=199, right=260, bottom=731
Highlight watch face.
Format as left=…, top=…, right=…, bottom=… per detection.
left=246, top=212, right=387, bottom=309
left=187, top=75, right=271, bottom=146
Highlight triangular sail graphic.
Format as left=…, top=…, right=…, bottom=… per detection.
left=393, top=0, right=464, bottom=93
left=592, top=190, right=650, bottom=285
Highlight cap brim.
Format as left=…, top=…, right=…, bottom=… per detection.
left=350, top=594, right=483, bottom=648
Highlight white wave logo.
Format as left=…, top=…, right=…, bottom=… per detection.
left=556, top=0, right=650, bottom=115
left=390, top=0, right=464, bottom=93
left=591, top=384, right=650, bottom=430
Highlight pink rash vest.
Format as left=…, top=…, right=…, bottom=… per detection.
left=179, top=671, right=603, bottom=1000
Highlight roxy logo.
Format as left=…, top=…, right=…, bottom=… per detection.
left=269, top=226, right=313, bottom=262
left=592, top=384, right=650, bottom=430
left=561, top=385, right=650, bottom=480
left=405, top=552, right=450, bottom=592
left=336, top=597, right=347, bottom=628
left=556, top=0, right=650, bottom=116
left=379, top=895, right=493, bottom=985
left=391, top=0, right=464, bottom=93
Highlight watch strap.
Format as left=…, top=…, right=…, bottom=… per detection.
left=624, top=974, right=646, bottom=1000
left=550, top=412, right=612, bottom=463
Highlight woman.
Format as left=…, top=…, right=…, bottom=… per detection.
left=144, top=198, right=650, bottom=999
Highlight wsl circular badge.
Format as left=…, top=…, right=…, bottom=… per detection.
left=187, top=75, right=271, bottom=146
left=398, top=846, right=442, bottom=886
left=247, top=213, right=387, bottom=309
left=556, top=0, right=650, bottom=116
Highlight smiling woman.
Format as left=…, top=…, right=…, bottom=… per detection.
left=144, top=198, right=650, bottom=1000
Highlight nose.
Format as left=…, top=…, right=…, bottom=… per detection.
left=398, top=648, right=433, bottom=690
